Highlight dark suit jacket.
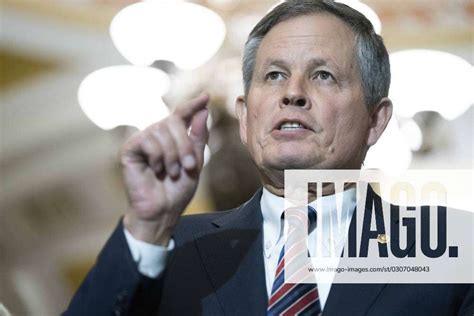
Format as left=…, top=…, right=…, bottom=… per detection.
left=64, top=189, right=473, bottom=316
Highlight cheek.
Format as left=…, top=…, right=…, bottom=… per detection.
left=317, top=104, right=339, bottom=144
left=318, top=98, right=369, bottom=150
left=244, top=107, right=263, bottom=150
left=247, top=93, right=273, bottom=133
left=335, top=109, right=370, bottom=149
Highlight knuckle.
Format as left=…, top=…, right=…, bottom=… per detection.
left=152, top=122, right=170, bottom=139
left=164, top=146, right=179, bottom=163
left=180, top=139, right=194, bottom=155
left=119, top=151, right=131, bottom=168
left=166, top=115, right=183, bottom=131
left=119, top=132, right=142, bottom=166
left=140, top=134, right=155, bottom=152
left=165, top=151, right=179, bottom=164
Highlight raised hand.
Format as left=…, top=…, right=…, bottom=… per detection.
left=121, top=94, right=209, bottom=246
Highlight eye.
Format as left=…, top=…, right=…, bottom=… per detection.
left=313, top=71, right=334, bottom=81
left=265, top=71, right=286, bottom=81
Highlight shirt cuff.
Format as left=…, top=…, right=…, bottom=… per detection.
left=123, top=228, right=175, bottom=278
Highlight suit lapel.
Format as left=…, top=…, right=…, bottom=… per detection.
left=195, top=189, right=268, bottom=315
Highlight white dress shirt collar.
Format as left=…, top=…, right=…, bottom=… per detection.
left=261, top=188, right=286, bottom=258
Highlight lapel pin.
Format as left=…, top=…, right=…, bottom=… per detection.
left=377, top=234, right=390, bottom=244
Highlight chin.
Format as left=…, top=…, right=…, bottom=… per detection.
left=264, top=154, right=316, bottom=170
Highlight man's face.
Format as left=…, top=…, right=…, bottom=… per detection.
left=237, top=13, right=381, bottom=175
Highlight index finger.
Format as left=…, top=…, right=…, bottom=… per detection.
left=174, top=93, right=209, bottom=125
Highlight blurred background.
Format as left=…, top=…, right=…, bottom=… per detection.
left=0, top=0, right=472, bottom=314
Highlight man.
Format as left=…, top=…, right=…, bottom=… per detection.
left=65, top=1, right=473, bottom=315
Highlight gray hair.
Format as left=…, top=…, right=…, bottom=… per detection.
left=242, top=0, right=390, bottom=110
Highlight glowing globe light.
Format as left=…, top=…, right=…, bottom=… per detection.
left=390, top=50, right=473, bottom=120
left=399, top=119, right=423, bottom=152
left=110, top=1, right=226, bottom=70
left=336, top=0, right=382, bottom=34
left=78, top=65, right=170, bottom=130
left=364, top=118, right=413, bottom=176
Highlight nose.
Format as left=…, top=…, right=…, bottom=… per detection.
left=280, top=76, right=310, bottom=109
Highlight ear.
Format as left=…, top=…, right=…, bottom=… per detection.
left=235, top=95, right=248, bottom=145
left=367, top=97, right=393, bottom=147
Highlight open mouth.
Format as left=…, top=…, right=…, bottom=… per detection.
left=279, top=122, right=305, bottom=130
left=277, top=119, right=312, bottom=131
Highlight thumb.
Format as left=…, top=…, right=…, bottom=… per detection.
left=189, top=107, right=209, bottom=167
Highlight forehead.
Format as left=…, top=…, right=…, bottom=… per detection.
left=257, top=13, right=357, bottom=66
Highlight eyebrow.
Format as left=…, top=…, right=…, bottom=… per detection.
left=307, top=58, right=329, bottom=69
left=261, top=58, right=290, bottom=70
left=261, top=58, right=330, bottom=70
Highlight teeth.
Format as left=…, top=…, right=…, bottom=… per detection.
left=280, top=122, right=304, bottom=130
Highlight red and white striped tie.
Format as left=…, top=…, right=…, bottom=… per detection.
left=267, top=206, right=322, bottom=316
